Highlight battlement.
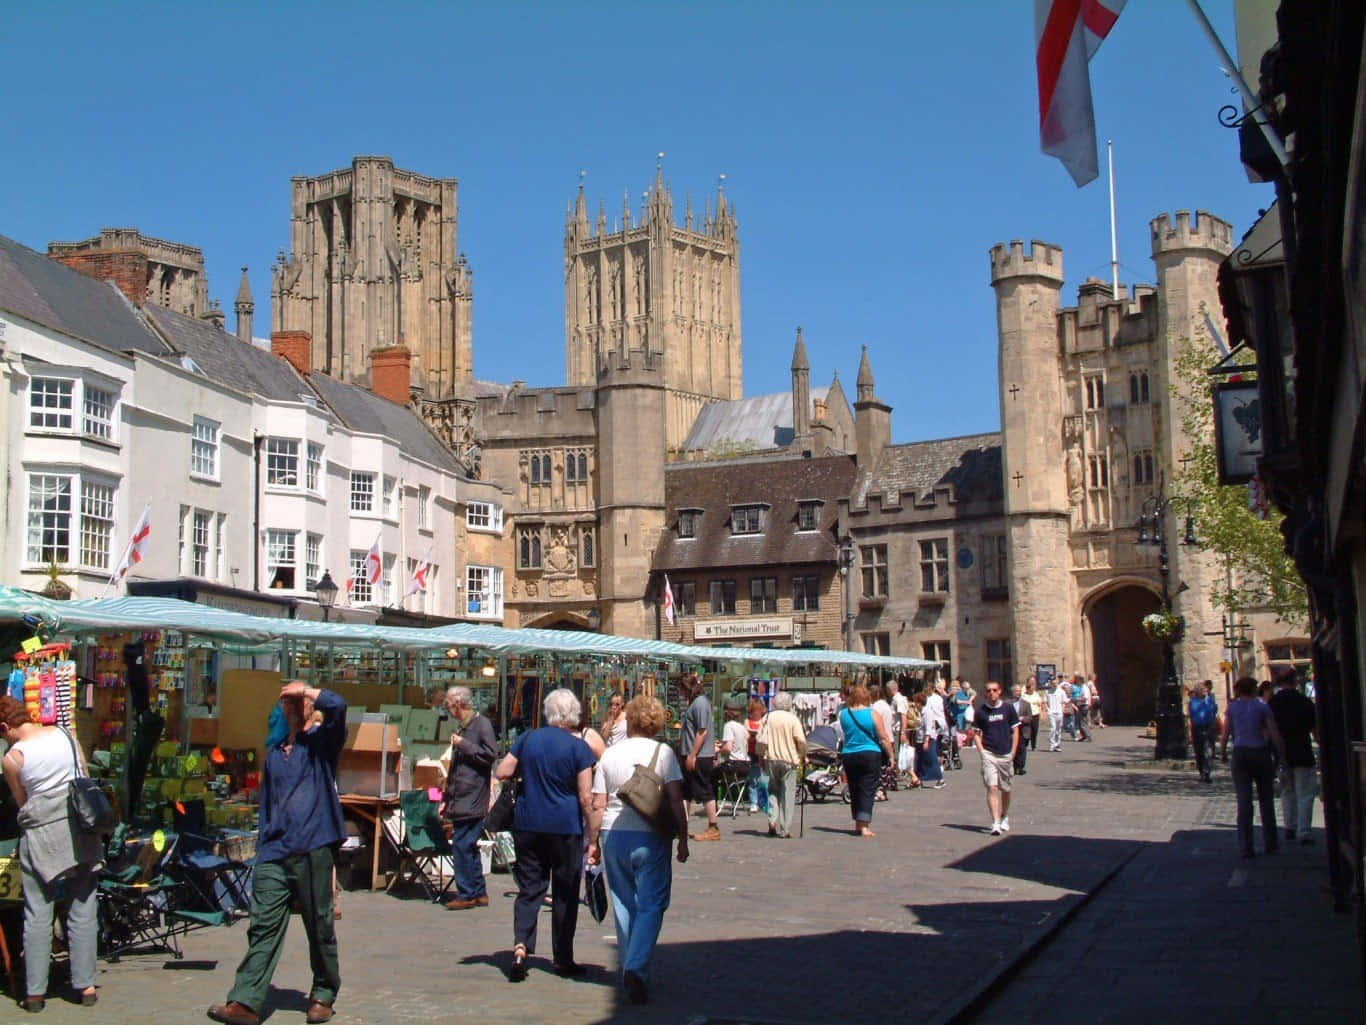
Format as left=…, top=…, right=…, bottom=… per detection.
left=597, top=345, right=665, bottom=386
left=989, top=239, right=1065, bottom=286
left=1149, top=210, right=1233, bottom=259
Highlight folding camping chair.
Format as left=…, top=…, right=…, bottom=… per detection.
left=716, top=759, right=750, bottom=818
left=384, top=790, right=454, bottom=902
left=98, top=833, right=223, bottom=960
left=172, top=799, right=251, bottom=915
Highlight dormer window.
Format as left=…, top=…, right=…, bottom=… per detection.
left=678, top=509, right=702, bottom=539
left=731, top=504, right=767, bottom=535
left=797, top=500, right=822, bottom=531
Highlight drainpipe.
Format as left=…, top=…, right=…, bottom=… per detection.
left=252, top=432, right=264, bottom=591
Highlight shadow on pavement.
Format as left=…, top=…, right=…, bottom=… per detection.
left=944, top=834, right=1141, bottom=891
left=1036, top=771, right=1206, bottom=797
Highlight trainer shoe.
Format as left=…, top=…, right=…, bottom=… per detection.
left=1000, top=817, right=1010, bottom=833
left=989, top=821, right=1002, bottom=836
left=933, top=780, right=947, bottom=789
left=691, top=824, right=722, bottom=842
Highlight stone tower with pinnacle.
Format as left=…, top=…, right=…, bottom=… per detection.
left=990, top=239, right=1075, bottom=681
left=234, top=266, right=254, bottom=343
left=564, top=163, right=742, bottom=450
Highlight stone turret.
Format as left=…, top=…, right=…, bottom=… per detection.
left=791, top=326, right=811, bottom=446
left=990, top=238, right=1073, bottom=681
left=853, top=346, right=891, bottom=468
left=234, top=266, right=254, bottom=343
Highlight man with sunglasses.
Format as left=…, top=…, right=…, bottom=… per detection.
left=971, top=681, right=1020, bottom=837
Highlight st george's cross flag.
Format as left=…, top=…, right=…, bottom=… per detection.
left=405, top=555, right=431, bottom=598
left=363, top=533, right=383, bottom=587
left=663, top=574, right=676, bottom=626
left=1036, top=0, right=1126, bottom=186
left=111, top=503, right=152, bottom=584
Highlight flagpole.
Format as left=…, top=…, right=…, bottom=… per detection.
left=1107, top=140, right=1120, bottom=301
left=1184, top=0, right=1289, bottom=173
left=103, top=499, right=150, bottom=598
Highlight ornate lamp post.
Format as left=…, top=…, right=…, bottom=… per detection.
left=839, top=537, right=856, bottom=652
left=1136, top=490, right=1197, bottom=760
left=314, top=570, right=339, bottom=623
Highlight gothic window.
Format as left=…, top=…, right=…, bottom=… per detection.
left=566, top=453, right=577, bottom=482
left=1085, top=374, right=1105, bottom=410
left=1141, top=372, right=1150, bottom=402
left=541, top=454, right=552, bottom=482
left=577, top=452, right=588, bottom=481
left=1133, top=450, right=1154, bottom=484
left=1129, top=371, right=1151, bottom=404
left=518, top=528, right=542, bottom=570
left=581, top=528, right=595, bottom=567
left=1089, top=454, right=1110, bottom=488
left=530, top=457, right=541, bottom=485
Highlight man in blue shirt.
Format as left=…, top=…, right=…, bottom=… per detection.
left=210, top=681, right=347, bottom=1025
left=972, top=681, right=1020, bottom=836
left=1188, top=680, right=1219, bottom=783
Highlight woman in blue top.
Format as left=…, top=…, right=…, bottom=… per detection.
left=839, top=684, right=895, bottom=838
left=495, top=688, right=597, bottom=981
left=950, top=678, right=976, bottom=732
left=1220, top=676, right=1287, bottom=858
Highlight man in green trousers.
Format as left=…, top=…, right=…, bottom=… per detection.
left=209, top=681, right=347, bottom=1025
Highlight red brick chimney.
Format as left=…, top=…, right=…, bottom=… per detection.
left=370, top=346, right=412, bottom=405
left=49, top=247, right=149, bottom=306
left=270, top=330, right=313, bottom=377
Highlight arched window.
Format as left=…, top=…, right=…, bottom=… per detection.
left=1140, top=373, right=1150, bottom=402
left=1134, top=453, right=1143, bottom=481
left=519, top=534, right=530, bottom=567
left=1144, top=452, right=1153, bottom=482
left=1130, top=374, right=1140, bottom=404
left=531, top=534, right=541, bottom=567
left=541, top=454, right=552, bottom=482
left=577, top=453, right=588, bottom=481
left=582, top=530, right=594, bottom=567
left=530, top=456, right=541, bottom=484
left=566, top=454, right=577, bottom=482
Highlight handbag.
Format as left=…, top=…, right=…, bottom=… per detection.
left=584, top=864, right=609, bottom=923
left=483, top=777, right=518, bottom=833
left=61, top=727, right=118, bottom=833
left=616, top=742, right=672, bottom=836
left=847, top=710, right=890, bottom=768
left=754, top=715, right=772, bottom=760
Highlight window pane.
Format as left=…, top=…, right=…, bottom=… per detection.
left=350, top=472, right=375, bottom=512
left=84, top=387, right=115, bottom=439
left=306, top=443, right=323, bottom=492
left=79, top=480, right=114, bottom=570
left=30, top=379, right=74, bottom=430
left=266, top=438, right=299, bottom=486
left=192, top=418, right=219, bottom=477
left=27, top=474, right=72, bottom=563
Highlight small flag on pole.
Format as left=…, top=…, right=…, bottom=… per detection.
left=363, top=533, right=383, bottom=587
left=111, top=503, right=152, bottom=584
left=663, top=574, right=675, bottom=626
left=405, top=555, right=431, bottom=597
left=1036, top=0, right=1126, bottom=186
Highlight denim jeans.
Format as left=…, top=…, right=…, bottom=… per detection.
left=746, top=761, right=769, bottom=812
left=22, top=862, right=98, bottom=999
left=1231, top=746, right=1278, bottom=856
left=916, top=738, right=943, bottom=783
left=448, top=817, right=487, bottom=900
left=1192, top=724, right=1216, bottom=778
left=602, top=828, right=672, bottom=982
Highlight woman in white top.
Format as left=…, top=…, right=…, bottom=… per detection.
left=869, top=682, right=896, bottom=797
left=599, top=692, right=628, bottom=748
left=1, top=695, right=103, bottom=1011
left=586, top=695, right=688, bottom=1006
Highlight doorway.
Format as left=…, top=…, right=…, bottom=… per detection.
left=1086, top=585, right=1163, bottom=725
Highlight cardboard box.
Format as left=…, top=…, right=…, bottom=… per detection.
left=411, top=758, right=446, bottom=792
left=337, top=722, right=401, bottom=797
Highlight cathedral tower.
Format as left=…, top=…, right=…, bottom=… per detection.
left=991, top=239, right=1074, bottom=677
left=565, top=166, right=741, bottom=450
left=272, top=156, right=473, bottom=398
left=234, top=266, right=254, bottom=343
left=1150, top=210, right=1233, bottom=686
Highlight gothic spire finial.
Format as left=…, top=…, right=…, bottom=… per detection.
left=656, top=151, right=664, bottom=190
left=856, top=344, right=875, bottom=400
left=236, top=266, right=253, bottom=306
left=791, top=326, right=809, bottom=371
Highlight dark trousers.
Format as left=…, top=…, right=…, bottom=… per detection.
left=448, top=817, right=487, bottom=900
left=844, top=751, right=882, bottom=824
left=1014, top=722, right=1031, bottom=773
left=1231, top=746, right=1278, bottom=856
left=511, top=831, right=583, bottom=964
left=1192, top=724, right=1215, bottom=779
left=1029, top=718, right=1039, bottom=750
left=228, top=846, right=339, bottom=1014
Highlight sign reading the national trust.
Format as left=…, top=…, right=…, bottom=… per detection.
left=694, top=617, right=795, bottom=641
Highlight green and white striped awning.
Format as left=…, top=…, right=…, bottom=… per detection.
left=0, top=587, right=937, bottom=670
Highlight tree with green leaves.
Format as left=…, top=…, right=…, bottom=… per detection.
left=1168, top=318, right=1307, bottom=627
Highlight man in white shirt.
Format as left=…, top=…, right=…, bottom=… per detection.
left=1046, top=679, right=1067, bottom=752
left=887, top=680, right=910, bottom=756
left=923, top=683, right=949, bottom=787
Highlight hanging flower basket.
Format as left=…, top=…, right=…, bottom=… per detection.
left=1141, top=611, right=1185, bottom=643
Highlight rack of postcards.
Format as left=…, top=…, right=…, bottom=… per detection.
left=83, top=631, right=186, bottom=751
left=13, top=642, right=77, bottom=730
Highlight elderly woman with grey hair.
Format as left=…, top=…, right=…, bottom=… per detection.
left=758, top=691, right=807, bottom=839
left=494, top=688, right=597, bottom=981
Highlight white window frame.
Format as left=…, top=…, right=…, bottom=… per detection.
left=265, top=529, right=298, bottom=589
left=215, top=513, right=227, bottom=580
left=78, top=479, right=115, bottom=572
left=349, top=550, right=373, bottom=605
left=28, top=377, right=75, bottom=432
left=350, top=471, right=376, bottom=514
left=191, top=416, right=220, bottom=481
left=306, top=443, right=323, bottom=493
left=383, top=475, right=398, bottom=519
left=306, top=533, right=322, bottom=588
left=417, top=485, right=431, bottom=530
left=83, top=385, right=116, bottom=440
left=266, top=438, right=300, bottom=489
left=466, top=565, right=504, bottom=619
left=25, top=472, right=118, bottom=571
left=466, top=501, right=503, bottom=533
left=191, top=509, right=211, bottom=577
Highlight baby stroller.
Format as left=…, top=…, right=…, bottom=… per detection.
left=798, top=725, right=845, bottom=804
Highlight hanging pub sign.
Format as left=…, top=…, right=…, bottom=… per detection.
left=1212, top=380, right=1263, bottom=485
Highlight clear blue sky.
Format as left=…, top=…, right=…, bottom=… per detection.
left=3, top=1, right=1266, bottom=444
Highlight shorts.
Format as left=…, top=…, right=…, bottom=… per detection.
left=685, top=756, right=716, bottom=801
left=980, top=750, right=1013, bottom=791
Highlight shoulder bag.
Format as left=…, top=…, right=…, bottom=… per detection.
left=61, top=727, right=118, bottom=833
left=483, top=777, right=518, bottom=833
left=755, top=715, right=772, bottom=760
left=616, top=742, right=673, bottom=836
left=846, top=710, right=890, bottom=768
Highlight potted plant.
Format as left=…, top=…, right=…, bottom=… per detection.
left=1141, top=610, right=1185, bottom=643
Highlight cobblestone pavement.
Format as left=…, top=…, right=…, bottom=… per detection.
left=11, top=728, right=1360, bottom=1024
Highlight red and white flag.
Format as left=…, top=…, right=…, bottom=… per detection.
left=405, top=554, right=431, bottom=598
left=111, top=503, right=152, bottom=584
left=1036, top=0, right=1126, bottom=186
left=363, top=533, right=383, bottom=588
left=663, top=574, right=675, bottom=626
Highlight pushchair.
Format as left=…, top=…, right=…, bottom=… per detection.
left=797, top=725, right=845, bottom=804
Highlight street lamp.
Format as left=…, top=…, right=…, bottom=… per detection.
left=586, top=607, right=601, bottom=632
left=314, top=570, right=339, bottom=623
left=1135, top=489, right=1197, bottom=760
left=839, top=537, right=856, bottom=652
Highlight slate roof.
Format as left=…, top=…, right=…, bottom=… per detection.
left=0, top=234, right=167, bottom=356
left=143, top=305, right=306, bottom=402
left=306, top=371, right=463, bottom=474
left=681, top=386, right=831, bottom=453
left=652, top=454, right=856, bottom=572
left=853, top=432, right=1003, bottom=508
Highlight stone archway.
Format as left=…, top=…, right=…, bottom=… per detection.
left=1085, top=583, right=1163, bottom=725
left=521, top=611, right=592, bottom=631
